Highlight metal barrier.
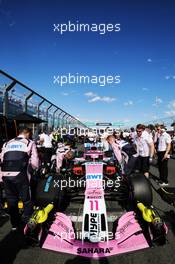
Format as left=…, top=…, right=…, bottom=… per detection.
left=0, top=70, right=88, bottom=130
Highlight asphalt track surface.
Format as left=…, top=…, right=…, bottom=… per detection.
left=1, top=158, right=175, bottom=264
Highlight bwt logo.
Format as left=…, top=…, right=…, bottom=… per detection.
left=86, top=174, right=102, bottom=180
left=8, top=144, right=22, bottom=149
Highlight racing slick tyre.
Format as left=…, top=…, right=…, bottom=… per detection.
left=35, top=173, right=65, bottom=210
left=129, top=173, right=153, bottom=206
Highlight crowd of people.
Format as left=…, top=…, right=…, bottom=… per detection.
left=109, top=124, right=172, bottom=185
left=0, top=123, right=173, bottom=231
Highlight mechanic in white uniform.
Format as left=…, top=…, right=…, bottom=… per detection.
left=39, top=131, right=53, bottom=164
left=157, top=125, right=171, bottom=186
left=134, top=124, right=154, bottom=178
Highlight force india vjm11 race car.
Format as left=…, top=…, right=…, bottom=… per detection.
left=25, top=143, right=168, bottom=259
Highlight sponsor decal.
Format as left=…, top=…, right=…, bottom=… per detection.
left=88, top=212, right=106, bottom=241
left=77, top=247, right=113, bottom=254
left=44, top=176, right=53, bottom=192
left=86, top=174, right=102, bottom=180
left=117, top=221, right=133, bottom=235
left=89, top=213, right=98, bottom=237
left=87, top=190, right=103, bottom=199
left=84, top=143, right=91, bottom=148
left=87, top=196, right=102, bottom=199
left=8, top=144, right=23, bottom=149
left=55, top=221, right=71, bottom=233
left=87, top=190, right=102, bottom=196
left=86, top=162, right=103, bottom=165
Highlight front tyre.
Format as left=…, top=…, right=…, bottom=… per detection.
left=129, top=173, right=153, bottom=206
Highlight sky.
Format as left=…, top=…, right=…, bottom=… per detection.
left=0, top=0, right=175, bottom=126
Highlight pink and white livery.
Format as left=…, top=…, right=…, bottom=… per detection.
left=42, top=162, right=149, bottom=258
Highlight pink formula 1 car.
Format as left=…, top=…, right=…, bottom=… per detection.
left=25, top=145, right=167, bottom=259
